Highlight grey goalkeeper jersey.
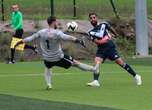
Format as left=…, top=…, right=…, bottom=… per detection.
left=23, top=28, right=74, bottom=62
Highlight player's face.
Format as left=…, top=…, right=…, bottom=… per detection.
left=53, top=21, right=58, bottom=29
left=89, top=15, right=98, bottom=27
left=56, top=22, right=62, bottom=29
left=11, top=5, right=19, bottom=12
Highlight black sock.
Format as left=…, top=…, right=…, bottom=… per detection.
left=24, top=45, right=35, bottom=52
left=93, top=73, right=100, bottom=80
left=120, top=63, right=136, bottom=77
left=10, top=48, right=15, bottom=61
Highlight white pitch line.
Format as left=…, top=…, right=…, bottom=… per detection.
left=0, top=73, right=73, bottom=77
left=0, top=70, right=151, bottom=78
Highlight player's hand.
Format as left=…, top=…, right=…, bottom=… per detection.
left=75, top=39, right=86, bottom=48
left=80, top=39, right=86, bottom=48
left=90, top=36, right=96, bottom=42
left=4, top=24, right=11, bottom=28
left=5, top=28, right=14, bottom=33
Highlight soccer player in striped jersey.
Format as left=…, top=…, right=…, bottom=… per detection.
left=15, top=16, right=97, bottom=90
left=87, top=13, right=142, bottom=87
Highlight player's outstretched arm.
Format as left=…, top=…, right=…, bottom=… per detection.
left=14, top=32, right=40, bottom=48
left=66, top=35, right=86, bottom=48
left=57, top=30, right=86, bottom=47
left=109, top=27, right=119, bottom=37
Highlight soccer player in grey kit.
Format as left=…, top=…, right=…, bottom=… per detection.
left=15, top=16, right=97, bottom=89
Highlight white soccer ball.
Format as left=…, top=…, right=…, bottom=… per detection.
left=66, top=21, right=78, bottom=31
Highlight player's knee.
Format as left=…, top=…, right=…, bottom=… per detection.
left=95, top=57, right=103, bottom=64
left=115, top=58, right=124, bottom=66
left=72, top=60, right=80, bottom=66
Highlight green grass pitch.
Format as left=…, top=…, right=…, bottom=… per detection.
left=0, top=58, right=152, bottom=110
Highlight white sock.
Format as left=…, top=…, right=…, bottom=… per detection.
left=44, top=68, right=52, bottom=86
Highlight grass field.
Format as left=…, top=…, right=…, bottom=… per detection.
left=0, top=58, right=152, bottom=110
left=3, top=0, right=152, bottom=19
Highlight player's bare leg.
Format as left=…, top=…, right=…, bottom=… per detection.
left=115, top=58, right=142, bottom=85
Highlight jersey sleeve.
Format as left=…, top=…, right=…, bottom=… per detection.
left=104, top=21, right=111, bottom=30
left=56, top=30, right=75, bottom=40
left=23, top=31, right=40, bottom=42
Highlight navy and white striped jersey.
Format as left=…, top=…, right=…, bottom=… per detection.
left=88, top=21, right=111, bottom=39
left=89, top=21, right=116, bottom=49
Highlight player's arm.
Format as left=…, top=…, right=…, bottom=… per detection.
left=56, top=30, right=86, bottom=47
left=94, top=36, right=110, bottom=45
left=109, top=26, right=119, bottom=37
left=3, top=23, right=11, bottom=27
left=14, top=32, right=40, bottom=48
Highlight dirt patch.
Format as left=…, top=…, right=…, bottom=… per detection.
left=1, top=19, right=152, bottom=47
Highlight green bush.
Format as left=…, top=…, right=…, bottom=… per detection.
left=114, top=36, right=135, bottom=58
left=0, top=33, right=11, bottom=61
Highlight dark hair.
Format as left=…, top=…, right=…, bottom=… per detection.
left=47, top=16, right=56, bottom=25
left=89, top=13, right=98, bottom=18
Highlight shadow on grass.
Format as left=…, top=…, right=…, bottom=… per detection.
left=0, top=94, right=122, bottom=110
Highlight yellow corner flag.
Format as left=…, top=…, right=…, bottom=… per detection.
left=10, top=37, right=25, bottom=51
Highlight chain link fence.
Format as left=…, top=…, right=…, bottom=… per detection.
left=1, top=0, right=152, bottom=20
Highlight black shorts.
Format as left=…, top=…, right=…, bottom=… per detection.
left=44, top=55, right=74, bottom=69
left=96, top=48, right=120, bottom=61
left=14, top=29, right=24, bottom=38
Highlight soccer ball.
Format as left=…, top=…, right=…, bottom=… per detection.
left=66, top=21, right=78, bottom=31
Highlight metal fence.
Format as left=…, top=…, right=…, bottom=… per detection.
left=1, top=0, right=152, bottom=21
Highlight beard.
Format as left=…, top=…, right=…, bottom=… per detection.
left=54, top=25, right=57, bottom=29
left=91, top=21, right=98, bottom=27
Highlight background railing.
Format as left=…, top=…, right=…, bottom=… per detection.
left=1, top=0, right=152, bottom=20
